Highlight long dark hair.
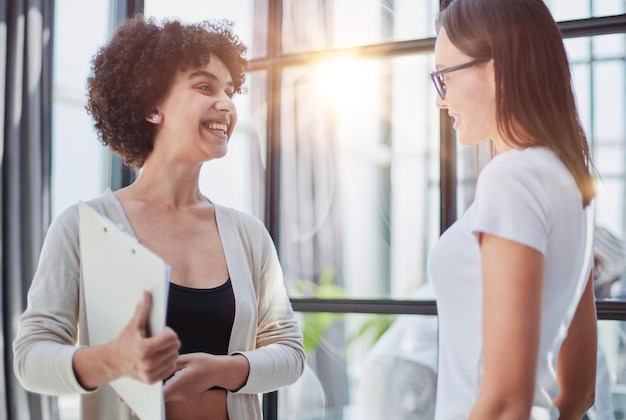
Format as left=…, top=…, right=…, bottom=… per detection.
left=438, top=0, right=596, bottom=206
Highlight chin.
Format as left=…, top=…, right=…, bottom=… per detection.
left=457, top=132, right=484, bottom=148
left=216, top=147, right=229, bottom=158
left=204, top=148, right=228, bottom=162
left=457, top=136, right=477, bottom=148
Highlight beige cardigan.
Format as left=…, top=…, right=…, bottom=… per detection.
left=13, top=189, right=305, bottom=419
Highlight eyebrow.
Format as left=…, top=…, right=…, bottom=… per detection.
left=188, top=70, right=234, bottom=87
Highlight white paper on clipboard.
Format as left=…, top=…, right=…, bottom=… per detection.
left=78, top=201, right=169, bottom=420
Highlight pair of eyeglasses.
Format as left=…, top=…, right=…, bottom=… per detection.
left=430, top=58, right=491, bottom=100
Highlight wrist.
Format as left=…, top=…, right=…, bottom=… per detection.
left=72, top=342, right=119, bottom=390
left=223, top=354, right=250, bottom=392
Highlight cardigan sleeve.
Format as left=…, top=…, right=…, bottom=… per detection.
left=233, top=221, right=305, bottom=394
left=12, top=208, right=92, bottom=395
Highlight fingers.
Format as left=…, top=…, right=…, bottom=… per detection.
left=163, top=373, right=185, bottom=401
left=162, top=365, right=191, bottom=402
left=163, top=353, right=219, bottom=401
left=132, top=330, right=180, bottom=383
left=112, top=293, right=181, bottom=385
left=130, top=291, right=152, bottom=338
left=132, top=354, right=177, bottom=384
left=146, top=328, right=181, bottom=366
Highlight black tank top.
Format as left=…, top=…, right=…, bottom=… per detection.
left=165, top=279, right=235, bottom=355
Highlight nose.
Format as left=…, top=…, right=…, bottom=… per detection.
left=216, top=93, right=236, bottom=114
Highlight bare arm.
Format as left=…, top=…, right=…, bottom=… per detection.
left=553, top=273, right=596, bottom=419
left=469, top=233, right=543, bottom=420
left=73, top=291, right=181, bottom=389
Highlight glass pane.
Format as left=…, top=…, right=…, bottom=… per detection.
left=595, top=179, right=626, bottom=255
left=52, top=0, right=111, bottom=218
left=52, top=102, right=109, bottom=217
left=592, top=58, right=626, bottom=268
left=593, top=60, right=626, bottom=143
left=144, top=0, right=263, bottom=58
left=279, top=55, right=440, bottom=299
left=282, top=0, right=440, bottom=54
left=545, top=0, right=590, bottom=21
left=593, top=34, right=626, bottom=60
left=279, top=311, right=439, bottom=419
left=593, top=0, right=626, bottom=17
left=596, top=320, right=626, bottom=419
left=564, top=37, right=591, bottom=62
left=546, top=0, right=625, bottom=21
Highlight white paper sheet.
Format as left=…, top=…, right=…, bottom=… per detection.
left=78, top=201, right=169, bottom=420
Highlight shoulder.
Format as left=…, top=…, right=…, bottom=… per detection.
left=477, top=147, right=571, bottom=197
left=49, top=190, right=124, bottom=238
left=480, top=147, right=561, bottom=177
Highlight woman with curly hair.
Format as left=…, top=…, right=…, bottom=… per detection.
left=13, top=14, right=305, bottom=420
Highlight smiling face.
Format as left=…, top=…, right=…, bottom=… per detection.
left=434, top=28, right=499, bottom=149
left=152, top=54, right=237, bottom=163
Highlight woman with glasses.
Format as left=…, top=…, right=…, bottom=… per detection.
left=13, top=15, right=305, bottom=420
left=428, top=0, right=597, bottom=418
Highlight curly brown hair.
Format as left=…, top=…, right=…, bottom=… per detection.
left=86, top=14, right=248, bottom=168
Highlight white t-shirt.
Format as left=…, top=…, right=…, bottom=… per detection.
left=429, top=147, right=591, bottom=420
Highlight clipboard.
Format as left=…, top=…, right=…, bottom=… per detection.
left=78, top=201, right=170, bottom=420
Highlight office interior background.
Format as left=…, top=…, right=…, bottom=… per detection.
left=1, top=0, right=626, bottom=419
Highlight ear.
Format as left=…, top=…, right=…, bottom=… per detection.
left=145, top=110, right=160, bottom=124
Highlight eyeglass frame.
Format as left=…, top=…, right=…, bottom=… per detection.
left=430, top=57, right=491, bottom=100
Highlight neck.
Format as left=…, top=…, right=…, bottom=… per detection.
left=120, top=160, right=206, bottom=208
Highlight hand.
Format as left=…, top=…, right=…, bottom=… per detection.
left=163, top=353, right=216, bottom=401
left=111, top=291, right=180, bottom=384
left=163, top=353, right=250, bottom=401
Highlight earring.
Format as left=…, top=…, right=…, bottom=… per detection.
left=152, top=114, right=159, bottom=122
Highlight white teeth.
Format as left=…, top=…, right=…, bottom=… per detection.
left=206, top=122, right=228, bottom=134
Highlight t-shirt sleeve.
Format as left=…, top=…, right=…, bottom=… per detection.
left=470, top=158, right=551, bottom=255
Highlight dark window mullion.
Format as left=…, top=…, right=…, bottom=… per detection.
left=288, top=299, right=626, bottom=321
left=263, top=1, right=283, bottom=419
